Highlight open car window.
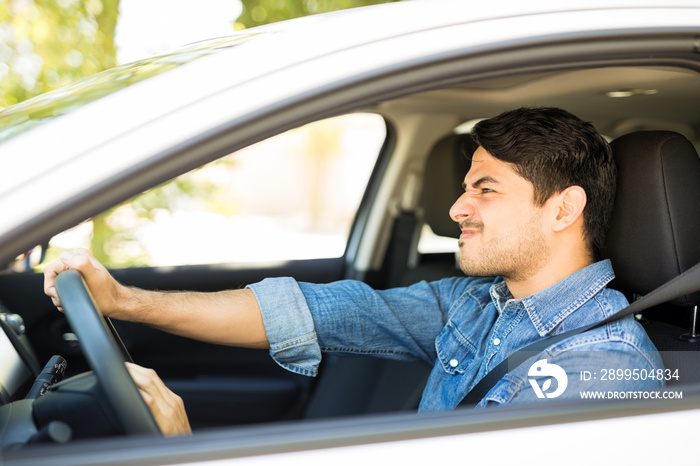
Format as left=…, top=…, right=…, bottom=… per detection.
left=43, top=113, right=385, bottom=269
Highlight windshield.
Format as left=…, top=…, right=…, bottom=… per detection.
left=0, top=34, right=257, bottom=144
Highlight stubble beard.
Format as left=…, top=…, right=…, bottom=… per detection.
left=458, top=212, right=550, bottom=282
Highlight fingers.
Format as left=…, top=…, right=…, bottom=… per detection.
left=44, top=249, right=93, bottom=307
left=126, top=362, right=192, bottom=436
left=43, top=252, right=72, bottom=308
left=43, top=249, right=122, bottom=316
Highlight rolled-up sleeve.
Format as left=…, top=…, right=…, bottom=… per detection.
left=247, top=277, right=321, bottom=376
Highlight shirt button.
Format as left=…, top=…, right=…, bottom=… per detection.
left=449, top=359, right=459, bottom=368
left=493, top=338, right=501, bottom=346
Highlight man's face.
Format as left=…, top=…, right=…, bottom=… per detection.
left=449, top=146, right=550, bottom=282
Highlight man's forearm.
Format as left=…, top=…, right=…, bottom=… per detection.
left=43, top=249, right=270, bottom=349
left=117, top=286, right=269, bottom=349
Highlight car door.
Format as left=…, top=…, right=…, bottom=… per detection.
left=0, top=113, right=388, bottom=429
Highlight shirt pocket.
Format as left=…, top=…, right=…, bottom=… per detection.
left=435, top=321, right=477, bottom=375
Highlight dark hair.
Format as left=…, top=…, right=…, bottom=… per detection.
left=470, top=107, right=615, bottom=260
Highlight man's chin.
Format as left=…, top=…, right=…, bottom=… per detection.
left=459, top=261, right=496, bottom=278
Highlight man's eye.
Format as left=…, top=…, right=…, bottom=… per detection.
left=481, top=188, right=494, bottom=194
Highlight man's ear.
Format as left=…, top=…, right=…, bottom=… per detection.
left=552, top=186, right=587, bottom=232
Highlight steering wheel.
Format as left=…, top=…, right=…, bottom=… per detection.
left=54, top=269, right=161, bottom=436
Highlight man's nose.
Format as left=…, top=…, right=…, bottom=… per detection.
left=449, top=193, right=475, bottom=223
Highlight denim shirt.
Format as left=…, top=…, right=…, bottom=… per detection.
left=248, top=260, right=664, bottom=410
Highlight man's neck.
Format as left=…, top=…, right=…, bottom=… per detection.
left=505, top=252, right=594, bottom=299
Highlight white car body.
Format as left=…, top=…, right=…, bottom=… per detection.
left=2, top=1, right=700, bottom=464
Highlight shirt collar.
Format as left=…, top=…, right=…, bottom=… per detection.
left=489, top=260, right=615, bottom=337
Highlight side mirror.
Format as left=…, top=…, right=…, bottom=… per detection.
left=9, top=244, right=47, bottom=273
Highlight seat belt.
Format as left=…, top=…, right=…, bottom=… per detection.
left=458, top=260, right=700, bottom=406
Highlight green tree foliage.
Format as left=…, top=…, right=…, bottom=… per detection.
left=88, top=160, right=238, bottom=267
left=0, top=0, right=120, bottom=109
left=235, top=0, right=403, bottom=29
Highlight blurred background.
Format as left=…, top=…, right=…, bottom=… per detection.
left=1, top=0, right=410, bottom=269
left=0, top=0, right=405, bottom=109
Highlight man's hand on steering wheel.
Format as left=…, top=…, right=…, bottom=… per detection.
left=44, top=248, right=128, bottom=319
left=126, top=363, right=191, bottom=436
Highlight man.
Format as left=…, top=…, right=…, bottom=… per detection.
left=44, top=107, right=663, bottom=435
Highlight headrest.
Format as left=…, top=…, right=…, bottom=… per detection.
left=604, top=131, right=700, bottom=306
left=421, top=134, right=475, bottom=238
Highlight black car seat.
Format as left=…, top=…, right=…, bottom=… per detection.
left=604, top=130, right=700, bottom=384
left=303, top=133, right=473, bottom=418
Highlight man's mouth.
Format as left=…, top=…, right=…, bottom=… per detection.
left=459, top=229, right=479, bottom=240
left=459, top=220, right=483, bottom=240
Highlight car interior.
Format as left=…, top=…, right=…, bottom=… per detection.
left=2, top=54, right=700, bottom=451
